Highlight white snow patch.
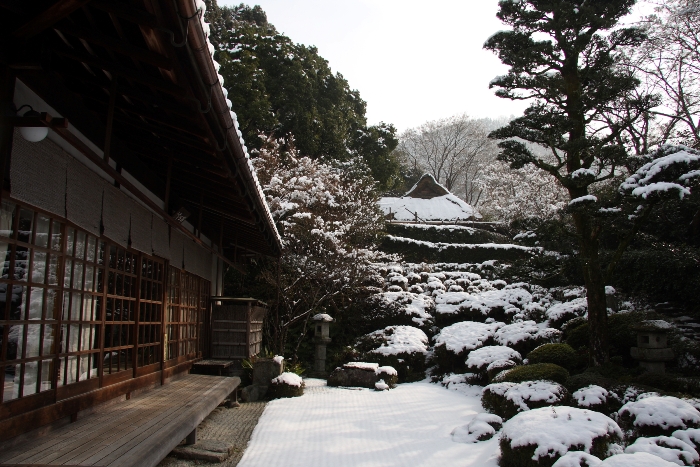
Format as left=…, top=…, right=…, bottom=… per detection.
left=552, top=451, right=602, bottom=467
left=451, top=413, right=503, bottom=444
left=493, top=321, right=561, bottom=347
left=271, top=372, right=303, bottom=387
left=600, top=452, right=679, bottom=466
left=624, top=436, right=699, bottom=466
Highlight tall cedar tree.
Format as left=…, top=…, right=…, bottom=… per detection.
left=203, top=1, right=401, bottom=191
left=484, top=0, right=655, bottom=365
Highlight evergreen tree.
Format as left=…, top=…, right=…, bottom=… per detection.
left=484, top=0, right=655, bottom=365
left=203, top=1, right=400, bottom=191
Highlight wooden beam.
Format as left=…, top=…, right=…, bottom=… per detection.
left=57, top=23, right=172, bottom=70
left=51, top=47, right=184, bottom=96
left=48, top=125, right=246, bottom=265
left=103, top=77, right=117, bottom=162
left=13, top=0, right=93, bottom=38
left=164, top=154, right=172, bottom=214
left=91, top=0, right=158, bottom=28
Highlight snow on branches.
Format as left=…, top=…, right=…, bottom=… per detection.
left=621, top=145, right=700, bottom=201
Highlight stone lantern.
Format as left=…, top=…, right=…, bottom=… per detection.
left=630, top=320, right=674, bottom=374
left=312, top=313, right=334, bottom=374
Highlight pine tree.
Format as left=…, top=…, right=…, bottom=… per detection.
left=484, top=0, right=654, bottom=365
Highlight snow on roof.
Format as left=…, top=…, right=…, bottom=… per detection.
left=312, top=313, right=334, bottom=322
left=404, top=173, right=450, bottom=198
left=379, top=194, right=481, bottom=221
left=193, top=0, right=281, bottom=249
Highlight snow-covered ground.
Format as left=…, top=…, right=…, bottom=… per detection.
left=237, top=379, right=499, bottom=467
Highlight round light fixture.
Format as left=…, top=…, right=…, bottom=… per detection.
left=17, top=106, right=49, bottom=143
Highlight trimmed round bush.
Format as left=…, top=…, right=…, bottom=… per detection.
left=624, top=435, right=700, bottom=466
left=527, top=344, right=578, bottom=372
left=499, top=406, right=622, bottom=467
left=488, top=359, right=518, bottom=381
left=355, top=326, right=429, bottom=383
left=565, top=372, right=615, bottom=393
left=267, top=372, right=305, bottom=399
left=494, top=321, right=562, bottom=355
left=431, top=321, right=502, bottom=376
left=599, top=452, right=679, bottom=466
left=482, top=381, right=569, bottom=420
left=673, top=428, right=700, bottom=451
left=499, top=363, right=570, bottom=385
left=572, top=385, right=618, bottom=415
left=465, top=345, right=521, bottom=384
left=551, top=452, right=603, bottom=467
left=618, top=396, right=700, bottom=440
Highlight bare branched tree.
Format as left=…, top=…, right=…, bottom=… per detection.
left=394, top=114, right=496, bottom=203
left=623, top=0, right=700, bottom=148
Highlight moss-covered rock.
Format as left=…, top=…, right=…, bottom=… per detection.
left=527, top=344, right=578, bottom=372
left=267, top=372, right=305, bottom=399
left=498, top=363, right=570, bottom=385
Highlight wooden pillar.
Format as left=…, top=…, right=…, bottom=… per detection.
left=164, top=154, right=173, bottom=214
left=0, top=66, right=16, bottom=197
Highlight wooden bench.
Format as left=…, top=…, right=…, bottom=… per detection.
left=0, top=374, right=240, bottom=467
left=192, top=359, right=237, bottom=376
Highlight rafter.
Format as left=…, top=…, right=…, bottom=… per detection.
left=13, top=0, right=93, bottom=38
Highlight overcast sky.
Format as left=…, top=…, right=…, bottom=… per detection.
left=218, top=0, right=652, bottom=134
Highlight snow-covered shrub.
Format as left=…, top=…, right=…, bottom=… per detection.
left=466, top=345, right=521, bottom=384
left=546, top=298, right=588, bottom=329
left=487, top=359, right=519, bottom=381
left=499, top=406, right=623, bottom=467
left=482, top=381, right=569, bottom=420
left=434, top=287, right=534, bottom=326
left=624, top=436, right=699, bottom=466
left=494, top=321, right=562, bottom=355
left=572, top=385, right=616, bottom=414
left=354, top=325, right=429, bottom=382
left=551, top=452, right=603, bottom=467
left=599, top=452, right=679, bottom=466
left=497, top=363, right=570, bottom=385
left=451, top=413, right=503, bottom=443
left=361, top=291, right=435, bottom=330
left=268, top=372, right=305, bottom=399
left=673, top=428, right=700, bottom=451
left=431, top=321, right=503, bottom=375
left=527, top=344, right=579, bottom=372
left=618, top=396, right=700, bottom=440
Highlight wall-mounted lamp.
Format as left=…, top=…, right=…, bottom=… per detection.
left=16, top=105, right=49, bottom=142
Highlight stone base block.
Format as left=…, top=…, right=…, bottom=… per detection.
left=172, top=439, right=235, bottom=463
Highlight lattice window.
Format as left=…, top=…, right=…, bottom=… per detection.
left=166, top=267, right=207, bottom=361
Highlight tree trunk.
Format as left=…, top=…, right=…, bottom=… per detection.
left=572, top=212, right=609, bottom=366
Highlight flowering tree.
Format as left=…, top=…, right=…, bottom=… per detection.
left=251, top=136, right=386, bottom=358
left=475, top=161, right=568, bottom=222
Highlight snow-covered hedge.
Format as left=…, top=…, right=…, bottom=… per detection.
left=494, top=321, right=562, bottom=355
left=482, top=381, right=569, bottom=420
left=466, top=345, right=521, bottom=383
left=385, top=223, right=509, bottom=245
left=624, top=435, right=699, bottom=466
left=572, top=385, right=614, bottom=414
left=354, top=325, right=429, bottom=383
left=496, top=363, right=570, bottom=385
left=431, top=321, right=503, bottom=375
left=618, top=396, right=700, bottom=440
left=434, top=287, right=534, bottom=325
left=527, top=344, right=579, bottom=372
left=361, top=291, right=435, bottom=329
left=599, top=452, right=680, bottom=466
left=381, top=235, right=536, bottom=266
left=499, top=406, right=623, bottom=467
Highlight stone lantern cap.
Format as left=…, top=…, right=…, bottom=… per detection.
left=632, top=320, right=673, bottom=333
left=313, top=313, right=334, bottom=322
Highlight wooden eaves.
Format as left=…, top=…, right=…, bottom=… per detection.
left=0, top=0, right=282, bottom=264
